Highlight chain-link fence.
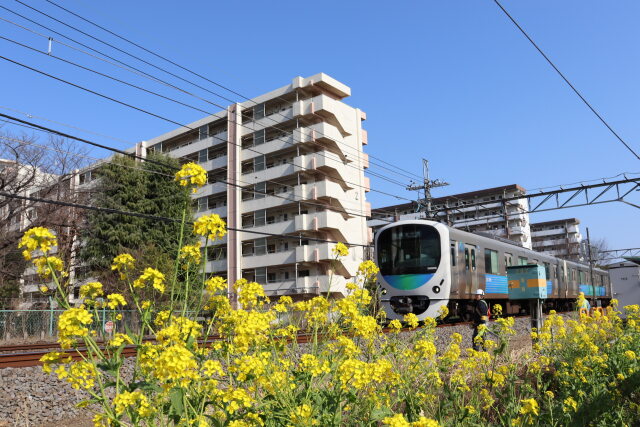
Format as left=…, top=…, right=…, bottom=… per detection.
left=0, top=309, right=143, bottom=343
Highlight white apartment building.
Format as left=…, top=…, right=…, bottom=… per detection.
left=131, top=73, right=371, bottom=299
left=530, top=218, right=583, bottom=261
left=369, top=184, right=532, bottom=249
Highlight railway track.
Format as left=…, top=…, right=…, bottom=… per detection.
left=1, top=310, right=564, bottom=369
left=0, top=320, right=480, bottom=369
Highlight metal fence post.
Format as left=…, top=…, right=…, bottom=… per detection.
left=48, top=296, right=54, bottom=337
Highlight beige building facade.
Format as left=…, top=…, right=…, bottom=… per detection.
left=136, top=73, right=371, bottom=299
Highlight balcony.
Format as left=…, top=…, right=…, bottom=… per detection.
left=194, top=182, right=227, bottom=197
left=294, top=211, right=349, bottom=242
left=241, top=250, right=296, bottom=270
left=295, top=244, right=357, bottom=276
left=164, top=133, right=227, bottom=158
left=293, top=95, right=352, bottom=136
left=241, top=133, right=295, bottom=161
left=204, top=257, right=227, bottom=274
left=509, top=226, right=528, bottom=236
left=263, top=275, right=349, bottom=297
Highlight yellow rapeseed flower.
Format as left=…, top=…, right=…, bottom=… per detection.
left=563, top=396, right=578, bottom=413
left=175, top=162, right=207, bottom=193
left=18, top=227, right=57, bottom=258
left=58, top=307, right=93, bottom=348
left=179, top=241, right=202, bottom=265
left=357, top=260, right=379, bottom=279
left=33, top=256, right=64, bottom=278
left=193, top=214, right=227, bottom=240
left=80, top=282, right=104, bottom=300
left=133, top=268, right=165, bottom=293
left=111, top=253, right=135, bottom=280
left=109, top=333, right=133, bottom=348
left=332, top=242, right=349, bottom=257
left=404, top=313, right=419, bottom=329
left=106, top=293, right=127, bottom=309
left=519, top=398, right=539, bottom=416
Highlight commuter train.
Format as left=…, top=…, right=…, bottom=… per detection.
left=375, top=220, right=612, bottom=321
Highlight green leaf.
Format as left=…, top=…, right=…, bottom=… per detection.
left=169, top=387, right=185, bottom=418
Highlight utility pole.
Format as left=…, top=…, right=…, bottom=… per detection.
left=586, top=227, right=596, bottom=307
left=407, top=159, right=449, bottom=219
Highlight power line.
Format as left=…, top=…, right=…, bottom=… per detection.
left=0, top=113, right=393, bottom=222
left=7, top=1, right=423, bottom=182
left=0, top=14, right=411, bottom=193
left=0, top=28, right=407, bottom=192
left=0, top=191, right=372, bottom=248
left=492, top=0, right=640, bottom=161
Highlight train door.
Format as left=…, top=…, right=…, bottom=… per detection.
left=450, top=240, right=462, bottom=297
left=464, top=244, right=478, bottom=296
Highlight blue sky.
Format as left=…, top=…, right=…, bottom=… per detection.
left=1, top=0, right=638, bottom=251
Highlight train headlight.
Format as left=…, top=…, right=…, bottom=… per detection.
left=432, top=285, right=441, bottom=294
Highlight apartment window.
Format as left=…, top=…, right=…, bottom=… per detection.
left=254, top=155, right=265, bottom=172
left=197, top=197, right=207, bottom=212
left=198, top=149, right=207, bottom=163
left=298, top=270, right=310, bottom=278
left=255, top=267, right=267, bottom=284
left=255, top=182, right=266, bottom=199
left=301, top=239, right=309, bottom=246
left=199, top=125, right=208, bottom=140
left=254, top=238, right=266, bottom=256
left=254, top=129, right=265, bottom=146
left=284, top=272, right=290, bottom=280
left=267, top=272, right=277, bottom=283
left=254, top=103, right=265, bottom=120
left=484, top=249, right=499, bottom=275
left=518, top=257, right=528, bottom=266
left=254, top=210, right=266, bottom=227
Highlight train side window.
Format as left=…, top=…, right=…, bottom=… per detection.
left=450, top=242, right=457, bottom=266
left=471, top=249, right=476, bottom=271
left=484, top=249, right=498, bottom=274
left=505, top=253, right=513, bottom=267
left=518, top=256, right=528, bottom=266
left=543, top=262, right=550, bottom=279
left=465, top=248, right=470, bottom=270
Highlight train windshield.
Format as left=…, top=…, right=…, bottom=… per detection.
left=377, top=224, right=441, bottom=275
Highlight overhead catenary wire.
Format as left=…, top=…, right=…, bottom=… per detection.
left=2, top=4, right=421, bottom=183
left=492, top=0, right=640, bottom=161
left=0, top=113, right=395, bottom=223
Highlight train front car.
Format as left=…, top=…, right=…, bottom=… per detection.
left=375, top=220, right=450, bottom=321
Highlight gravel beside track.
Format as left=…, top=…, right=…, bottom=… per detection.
left=0, top=316, right=545, bottom=426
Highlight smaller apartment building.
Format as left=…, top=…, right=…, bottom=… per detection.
left=530, top=218, right=583, bottom=261
left=369, top=184, right=532, bottom=249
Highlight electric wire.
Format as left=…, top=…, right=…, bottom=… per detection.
left=0, top=113, right=394, bottom=222
left=0, top=191, right=373, bottom=247
left=0, top=27, right=407, bottom=191
left=3, top=3, right=423, bottom=182
left=40, top=0, right=424, bottom=181
left=492, top=0, right=640, bottom=161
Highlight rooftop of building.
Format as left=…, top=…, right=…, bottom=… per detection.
left=530, top=218, right=580, bottom=228
left=372, top=184, right=526, bottom=214
left=143, top=73, right=351, bottom=147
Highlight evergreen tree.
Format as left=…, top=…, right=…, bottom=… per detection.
left=81, top=154, right=195, bottom=281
